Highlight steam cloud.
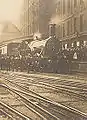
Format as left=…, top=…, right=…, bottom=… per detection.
left=33, top=32, right=42, bottom=40
left=50, top=15, right=61, bottom=24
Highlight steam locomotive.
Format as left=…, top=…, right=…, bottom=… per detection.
left=0, top=24, right=69, bottom=73
left=28, top=24, right=61, bottom=58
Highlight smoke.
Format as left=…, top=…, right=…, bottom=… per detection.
left=50, top=15, right=61, bottom=25
left=33, top=32, right=42, bottom=40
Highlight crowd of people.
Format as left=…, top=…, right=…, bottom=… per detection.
left=0, top=42, right=87, bottom=74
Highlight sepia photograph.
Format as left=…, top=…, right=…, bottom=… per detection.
left=0, top=0, right=87, bottom=119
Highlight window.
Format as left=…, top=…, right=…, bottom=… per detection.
left=62, top=44, right=65, bottom=50
left=80, top=0, right=84, bottom=5
left=80, top=14, right=84, bottom=32
left=72, top=43, right=74, bottom=47
left=74, top=0, right=77, bottom=8
left=67, top=19, right=72, bottom=36
left=67, top=21, right=69, bottom=36
left=77, top=41, right=80, bottom=46
left=70, top=18, right=72, bottom=34
left=84, top=41, right=86, bottom=46
left=67, top=0, right=70, bottom=13
left=63, top=0, right=65, bottom=15
left=56, top=1, right=61, bottom=15
left=58, top=25, right=61, bottom=38
left=80, top=0, right=85, bottom=11
left=63, top=23, right=65, bottom=37
left=71, top=0, right=73, bottom=13
left=74, top=17, right=77, bottom=33
left=65, top=44, right=67, bottom=49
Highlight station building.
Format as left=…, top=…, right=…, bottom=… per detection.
left=55, top=0, right=87, bottom=49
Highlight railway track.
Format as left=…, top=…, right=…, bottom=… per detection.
left=5, top=71, right=87, bottom=89
left=0, top=100, right=30, bottom=120
left=0, top=71, right=87, bottom=120
left=2, top=71, right=87, bottom=98
left=0, top=87, right=43, bottom=120
left=14, top=72, right=87, bottom=92
left=1, top=83, right=87, bottom=120
left=0, top=84, right=59, bottom=120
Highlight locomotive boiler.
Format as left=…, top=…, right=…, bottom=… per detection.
left=29, top=24, right=61, bottom=59
left=42, top=24, right=61, bottom=58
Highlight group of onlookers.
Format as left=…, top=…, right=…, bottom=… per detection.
left=0, top=44, right=87, bottom=74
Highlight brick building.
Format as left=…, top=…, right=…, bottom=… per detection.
left=55, top=0, right=87, bottom=49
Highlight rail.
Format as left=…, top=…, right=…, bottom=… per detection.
left=1, top=73, right=87, bottom=120
left=0, top=100, right=30, bottom=120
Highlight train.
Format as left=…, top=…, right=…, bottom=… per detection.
left=0, top=24, right=85, bottom=73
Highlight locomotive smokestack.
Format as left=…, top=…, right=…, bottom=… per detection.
left=49, top=24, right=56, bottom=37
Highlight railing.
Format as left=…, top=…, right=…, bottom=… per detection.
left=71, top=61, right=87, bottom=73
